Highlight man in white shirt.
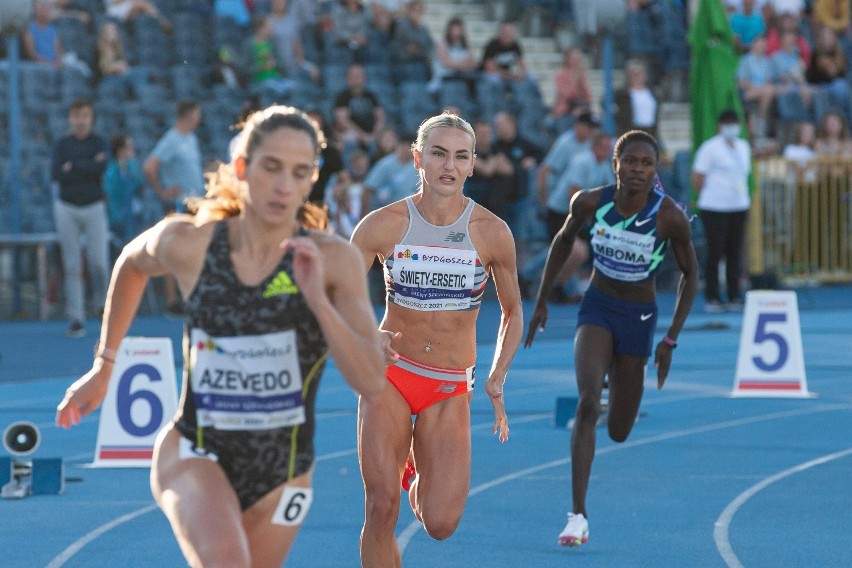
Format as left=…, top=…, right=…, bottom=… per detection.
left=692, top=109, right=752, bottom=312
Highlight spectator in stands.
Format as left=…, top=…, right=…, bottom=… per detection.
left=269, top=0, right=320, bottom=83
left=548, top=47, right=594, bottom=135
left=363, top=132, right=419, bottom=209
left=390, top=0, right=435, bottom=81
left=805, top=26, right=849, bottom=105
left=480, top=19, right=533, bottom=88
left=812, top=0, right=850, bottom=37
left=330, top=0, right=371, bottom=64
left=736, top=35, right=779, bottom=138
left=427, top=16, right=478, bottom=95
left=306, top=107, right=345, bottom=204
left=692, top=109, right=752, bottom=312
left=51, top=98, right=109, bottom=338
left=332, top=63, right=387, bottom=162
left=372, top=127, right=400, bottom=162
left=23, top=1, right=62, bottom=67
left=104, top=133, right=145, bottom=260
left=783, top=120, right=817, bottom=183
left=730, top=0, right=766, bottom=53
left=771, top=30, right=815, bottom=110
left=369, top=0, right=404, bottom=33
left=105, top=0, right=171, bottom=32
left=491, top=110, right=543, bottom=231
left=765, top=10, right=811, bottom=64
left=520, top=132, right=615, bottom=304
left=97, top=20, right=147, bottom=99
left=143, top=100, right=204, bottom=316
left=614, top=59, right=660, bottom=142
left=535, top=112, right=598, bottom=215
left=241, top=15, right=297, bottom=100
left=466, top=118, right=515, bottom=210
left=326, top=149, right=372, bottom=238
left=814, top=110, right=852, bottom=157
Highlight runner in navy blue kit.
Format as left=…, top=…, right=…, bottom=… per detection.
left=351, top=111, right=523, bottom=567
left=56, top=106, right=385, bottom=568
left=524, top=130, right=698, bottom=547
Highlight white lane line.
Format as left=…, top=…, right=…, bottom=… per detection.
left=397, top=403, right=852, bottom=555
left=45, top=504, right=159, bottom=568
left=713, top=447, right=852, bottom=568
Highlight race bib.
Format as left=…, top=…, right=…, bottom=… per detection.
left=391, top=245, right=476, bottom=311
left=190, top=329, right=305, bottom=431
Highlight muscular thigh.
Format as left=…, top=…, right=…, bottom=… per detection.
left=606, top=354, right=647, bottom=424
left=242, top=471, right=315, bottom=568
left=151, top=427, right=246, bottom=562
left=358, top=384, right=415, bottom=493
left=411, top=395, right=471, bottom=512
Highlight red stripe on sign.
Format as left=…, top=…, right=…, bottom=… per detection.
left=99, top=449, right=153, bottom=459
left=738, top=382, right=802, bottom=390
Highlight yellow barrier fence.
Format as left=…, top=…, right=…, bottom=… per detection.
left=751, top=156, right=852, bottom=284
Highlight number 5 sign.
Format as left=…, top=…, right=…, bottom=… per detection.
left=91, top=337, right=179, bottom=467
left=732, top=291, right=815, bottom=398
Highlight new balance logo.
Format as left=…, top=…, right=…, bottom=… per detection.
left=263, top=271, right=299, bottom=298
left=434, top=383, right=458, bottom=394
left=634, top=217, right=653, bottom=227
left=640, top=313, right=653, bottom=321
left=444, top=232, right=466, bottom=243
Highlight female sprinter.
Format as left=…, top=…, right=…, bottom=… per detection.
left=350, top=111, right=524, bottom=567
left=56, top=105, right=385, bottom=568
left=524, top=130, right=698, bottom=547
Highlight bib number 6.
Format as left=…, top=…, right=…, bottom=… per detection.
left=272, top=486, right=314, bottom=526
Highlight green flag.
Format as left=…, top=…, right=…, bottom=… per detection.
left=688, top=0, right=744, bottom=152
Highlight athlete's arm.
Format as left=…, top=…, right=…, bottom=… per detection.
left=350, top=206, right=405, bottom=364
left=525, top=189, right=597, bottom=347
left=56, top=217, right=206, bottom=428
left=477, top=213, right=523, bottom=443
left=653, top=199, right=698, bottom=388
left=288, top=234, right=385, bottom=401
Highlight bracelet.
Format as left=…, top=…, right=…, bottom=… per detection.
left=94, top=340, right=117, bottom=364
left=662, top=336, right=678, bottom=349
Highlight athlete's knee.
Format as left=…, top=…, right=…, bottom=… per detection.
left=607, top=415, right=636, bottom=443
left=422, top=512, right=462, bottom=541
left=191, top=537, right=251, bottom=568
left=574, top=394, right=601, bottom=425
left=364, top=486, right=401, bottom=528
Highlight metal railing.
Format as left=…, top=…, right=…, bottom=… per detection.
left=750, top=156, right=852, bottom=284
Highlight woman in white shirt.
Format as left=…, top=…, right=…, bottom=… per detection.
left=427, top=16, right=478, bottom=95
left=692, top=109, right=752, bottom=311
left=614, top=59, right=659, bottom=143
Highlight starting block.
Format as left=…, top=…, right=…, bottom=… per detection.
left=554, top=396, right=578, bottom=429
left=2, top=421, right=65, bottom=499
left=0, top=457, right=65, bottom=498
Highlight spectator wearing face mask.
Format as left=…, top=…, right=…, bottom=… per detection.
left=692, top=109, right=752, bottom=313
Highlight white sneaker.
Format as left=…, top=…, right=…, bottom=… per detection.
left=558, top=513, right=589, bottom=546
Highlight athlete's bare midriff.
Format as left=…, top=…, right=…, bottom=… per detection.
left=382, top=302, right=479, bottom=369
left=590, top=270, right=657, bottom=303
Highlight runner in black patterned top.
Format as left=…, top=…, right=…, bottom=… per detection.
left=351, top=111, right=524, bottom=566
left=56, top=106, right=385, bottom=568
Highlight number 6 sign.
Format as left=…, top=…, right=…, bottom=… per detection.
left=732, top=291, right=814, bottom=398
left=92, top=338, right=179, bottom=467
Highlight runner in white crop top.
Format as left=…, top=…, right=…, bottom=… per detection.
left=351, top=112, right=524, bottom=565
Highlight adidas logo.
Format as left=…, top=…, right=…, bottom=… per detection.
left=263, top=271, right=299, bottom=298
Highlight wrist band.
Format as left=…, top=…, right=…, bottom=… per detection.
left=662, top=336, right=678, bottom=349
left=94, top=340, right=117, bottom=364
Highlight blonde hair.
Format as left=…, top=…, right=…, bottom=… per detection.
left=412, top=111, right=476, bottom=155
left=187, top=105, right=328, bottom=230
